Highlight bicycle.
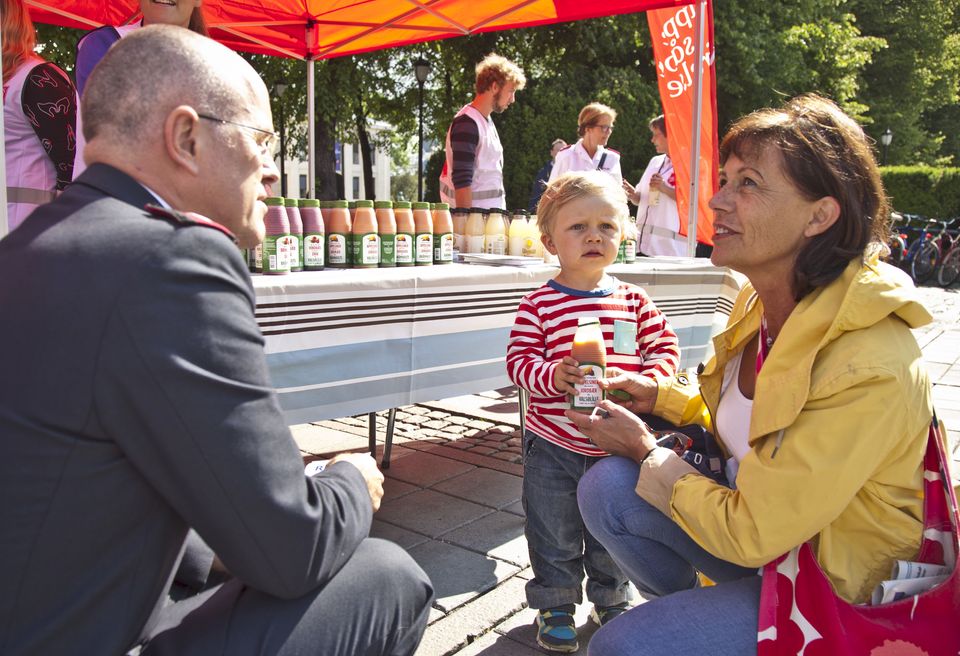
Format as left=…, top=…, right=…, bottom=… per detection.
left=911, top=218, right=959, bottom=285
left=899, top=215, right=937, bottom=283
left=884, top=212, right=908, bottom=267
left=934, top=218, right=960, bottom=287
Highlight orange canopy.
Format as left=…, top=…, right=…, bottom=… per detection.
left=27, top=0, right=694, bottom=61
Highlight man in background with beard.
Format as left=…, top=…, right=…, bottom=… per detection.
left=439, top=53, right=525, bottom=210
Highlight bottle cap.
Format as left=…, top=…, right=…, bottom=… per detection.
left=433, top=202, right=450, bottom=210
left=394, top=201, right=412, bottom=209
left=412, top=201, right=431, bottom=210
left=283, top=198, right=299, bottom=207
left=298, top=198, right=320, bottom=208
left=577, top=317, right=601, bottom=326
left=264, top=197, right=284, bottom=206
left=355, top=199, right=374, bottom=208
left=469, top=207, right=486, bottom=213
left=330, top=200, right=349, bottom=209
left=452, top=207, right=470, bottom=215
left=374, top=200, right=393, bottom=209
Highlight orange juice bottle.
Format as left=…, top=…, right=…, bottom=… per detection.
left=412, top=201, right=434, bottom=266
left=326, top=200, right=351, bottom=268
left=375, top=201, right=397, bottom=267
left=432, top=202, right=454, bottom=265
left=570, top=317, right=606, bottom=412
left=394, top=201, right=415, bottom=267
left=352, top=200, right=380, bottom=268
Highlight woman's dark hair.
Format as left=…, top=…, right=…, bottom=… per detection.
left=188, top=7, right=208, bottom=36
left=720, top=94, right=890, bottom=300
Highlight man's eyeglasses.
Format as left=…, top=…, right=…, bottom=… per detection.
left=197, top=113, right=279, bottom=157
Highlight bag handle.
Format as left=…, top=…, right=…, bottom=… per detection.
left=918, top=412, right=958, bottom=568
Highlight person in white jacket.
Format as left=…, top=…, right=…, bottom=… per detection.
left=549, top=102, right=622, bottom=184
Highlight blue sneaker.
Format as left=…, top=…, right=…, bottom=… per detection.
left=535, top=604, right=578, bottom=653
left=590, top=602, right=629, bottom=626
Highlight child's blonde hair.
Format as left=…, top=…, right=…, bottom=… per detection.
left=536, top=171, right=629, bottom=237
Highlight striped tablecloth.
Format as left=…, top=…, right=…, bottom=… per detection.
left=253, top=259, right=742, bottom=424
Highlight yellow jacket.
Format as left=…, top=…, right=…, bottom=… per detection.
left=639, top=252, right=934, bottom=603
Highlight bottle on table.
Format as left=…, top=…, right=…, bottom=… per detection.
left=485, top=209, right=507, bottom=255
left=352, top=200, right=380, bottom=268
left=375, top=200, right=397, bottom=268
left=284, top=198, right=303, bottom=272
left=262, top=196, right=291, bottom=275
left=432, top=202, right=454, bottom=265
left=318, top=200, right=331, bottom=232
left=299, top=198, right=325, bottom=271
left=521, top=215, right=541, bottom=258
left=394, top=201, right=415, bottom=267
left=451, top=207, right=469, bottom=255
left=326, top=200, right=351, bottom=268
left=412, top=201, right=434, bottom=266
left=508, top=213, right=527, bottom=257
left=570, top=317, right=606, bottom=412
left=465, top=207, right=486, bottom=254
left=623, top=221, right=637, bottom=264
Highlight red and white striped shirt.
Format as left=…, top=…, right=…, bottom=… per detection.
left=507, top=277, right=680, bottom=456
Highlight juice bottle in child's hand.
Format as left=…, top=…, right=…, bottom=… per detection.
left=570, top=317, right=606, bottom=412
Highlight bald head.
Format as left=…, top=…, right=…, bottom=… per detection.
left=82, top=25, right=259, bottom=145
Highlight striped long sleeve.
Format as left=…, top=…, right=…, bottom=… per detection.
left=506, top=278, right=680, bottom=455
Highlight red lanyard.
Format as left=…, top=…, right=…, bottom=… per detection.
left=757, top=316, right=772, bottom=374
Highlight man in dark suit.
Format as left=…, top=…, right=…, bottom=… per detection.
left=0, top=25, right=432, bottom=655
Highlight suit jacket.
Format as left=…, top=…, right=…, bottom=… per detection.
left=0, top=164, right=373, bottom=654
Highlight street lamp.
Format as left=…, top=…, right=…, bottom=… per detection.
left=413, top=56, right=431, bottom=202
left=273, top=82, right=288, bottom=196
left=880, top=128, right=893, bottom=166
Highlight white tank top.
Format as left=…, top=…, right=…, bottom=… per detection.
left=716, top=348, right=753, bottom=463
left=438, top=103, right=505, bottom=210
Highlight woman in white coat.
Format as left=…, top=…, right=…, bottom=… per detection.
left=549, top=102, right=622, bottom=183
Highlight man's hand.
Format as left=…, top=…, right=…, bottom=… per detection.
left=328, top=452, right=385, bottom=512
left=601, top=368, right=659, bottom=414
left=552, top=356, right=584, bottom=395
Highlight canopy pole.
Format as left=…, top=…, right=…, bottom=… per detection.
left=0, top=24, right=7, bottom=238
left=307, top=57, right=316, bottom=199
left=687, top=0, right=706, bottom=257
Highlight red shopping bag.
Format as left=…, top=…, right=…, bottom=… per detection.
left=757, top=419, right=960, bottom=656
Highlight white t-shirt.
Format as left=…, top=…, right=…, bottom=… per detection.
left=716, top=348, right=753, bottom=485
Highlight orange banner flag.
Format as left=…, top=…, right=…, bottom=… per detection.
left=647, top=1, right=718, bottom=248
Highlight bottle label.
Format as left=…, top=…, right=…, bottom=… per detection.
left=466, top=234, right=485, bottom=254
left=416, top=233, right=433, bottom=264
left=521, top=237, right=538, bottom=258
left=454, top=233, right=466, bottom=253
left=356, top=233, right=380, bottom=267
left=304, top=233, right=325, bottom=267
left=263, top=234, right=290, bottom=274
left=287, top=234, right=301, bottom=270
left=395, top=232, right=414, bottom=264
left=328, top=233, right=348, bottom=265
left=625, top=238, right=637, bottom=263
left=571, top=363, right=605, bottom=410
left=253, top=243, right=263, bottom=272
left=434, top=232, right=453, bottom=263
left=380, top=233, right=396, bottom=266
left=617, top=241, right=626, bottom=263
left=485, top=234, right=506, bottom=255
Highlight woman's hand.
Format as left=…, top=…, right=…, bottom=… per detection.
left=600, top=368, right=659, bottom=414
left=565, top=401, right=657, bottom=462
left=649, top=173, right=665, bottom=191
left=621, top=179, right=640, bottom=205
left=552, top=356, right=583, bottom=395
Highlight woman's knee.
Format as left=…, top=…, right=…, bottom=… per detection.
left=578, top=456, right=640, bottom=529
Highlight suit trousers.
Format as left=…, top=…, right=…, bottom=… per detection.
left=142, top=538, right=433, bottom=656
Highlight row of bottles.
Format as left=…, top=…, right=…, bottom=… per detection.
left=246, top=200, right=638, bottom=275
left=249, top=199, right=455, bottom=274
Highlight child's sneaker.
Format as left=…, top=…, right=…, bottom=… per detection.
left=535, top=604, right=578, bottom=652
left=590, top=602, right=629, bottom=626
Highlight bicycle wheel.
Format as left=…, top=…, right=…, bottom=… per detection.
left=911, top=240, right=939, bottom=283
left=885, top=234, right=906, bottom=267
left=937, top=245, right=960, bottom=287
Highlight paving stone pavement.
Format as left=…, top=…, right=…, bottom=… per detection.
left=292, top=282, right=960, bottom=656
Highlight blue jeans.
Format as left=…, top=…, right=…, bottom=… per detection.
left=578, top=455, right=760, bottom=655
left=522, top=431, right=630, bottom=609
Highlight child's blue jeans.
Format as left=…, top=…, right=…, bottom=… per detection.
left=521, top=430, right=630, bottom=609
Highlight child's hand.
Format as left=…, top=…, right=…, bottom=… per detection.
left=552, top=356, right=583, bottom=395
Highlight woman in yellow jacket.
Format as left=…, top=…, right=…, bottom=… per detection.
left=569, top=94, right=936, bottom=655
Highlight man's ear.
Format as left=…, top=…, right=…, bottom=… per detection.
left=164, top=106, right=201, bottom=175
left=804, top=196, right=841, bottom=238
